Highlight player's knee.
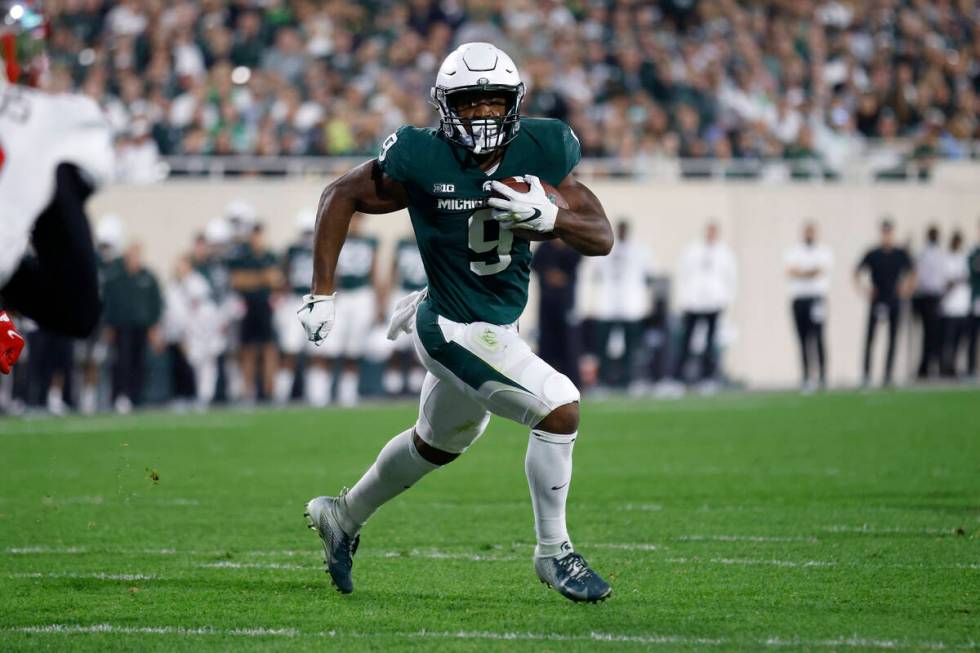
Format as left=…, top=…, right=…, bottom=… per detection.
left=412, top=431, right=460, bottom=466
left=535, top=401, right=579, bottom=435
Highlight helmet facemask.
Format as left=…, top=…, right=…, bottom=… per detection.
left=431, top=82, right=525, bottom=155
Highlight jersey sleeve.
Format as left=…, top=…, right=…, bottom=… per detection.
left=556, top=121, right=582, bottom=180
left=377, top=125, right=420, bottom=184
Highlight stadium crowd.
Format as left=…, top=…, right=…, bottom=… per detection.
left=38, top=0, right=980, bottom=179
left=1, top=202, right=977, bottom=415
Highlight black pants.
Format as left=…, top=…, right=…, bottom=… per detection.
left=863, top=299, right=900, bottom=384
left=1, top=164, right=101, bottom=338
left=112, top=326, right=148, bottom=405
left=968, top=312, right=979, bottom=376
left=167, top=343, right=196, bottom=400
left=538, top=306, right=581, bottom=387
left=674, top=311, right=719, bottom=382
left=595, top=319, right=642, bottom=387
left=25, top=329, right=73, bottom=407
left=912, top=294, right=943, bottom=378
left=791, top=297, right=826, bottom=384
left=940, top=316, right=969, bottom=377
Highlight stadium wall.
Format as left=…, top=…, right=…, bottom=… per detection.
left=90, top=176, right=980, bottom=389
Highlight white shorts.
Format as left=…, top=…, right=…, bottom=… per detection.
left=321, top=287, right=376, bottom=359
left=411, top=301, right=579, bottom=454
left=276, top=295, right=311, bottom=356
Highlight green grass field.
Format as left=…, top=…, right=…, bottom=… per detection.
left=1, top=389, right=978, bottom=651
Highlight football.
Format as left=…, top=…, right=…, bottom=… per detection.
left=493, top=176, right=569, bottom=209
left=490, top=176, right=568, bottom=241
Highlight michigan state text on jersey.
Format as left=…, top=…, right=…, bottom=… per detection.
left=299, top=42, right=614, bottom=604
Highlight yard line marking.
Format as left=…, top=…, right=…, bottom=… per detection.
left=675, top=535, right=819, bottom=543
left=5, top=546, right=87, bottom=554
left=197, top=561, right=308, bottom=570
left=588, top=543, right=660, bottom=551
left=11, top=572, right=157, bottom=581
left=822, top=525, right=958, bottom=536
left=380, top=549, right=519, bottom=561
left=620, top=503, right=663, bottom=511
left=2, top=624, right=976, bottom=650
left=664, top=557, right=835, bottom=568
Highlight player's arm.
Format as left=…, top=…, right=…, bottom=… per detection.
left=299, top=160, right=408, bottom=344
left=553, top=175, right=613, bottom=256
left=311, top=160, right=408, bottom=295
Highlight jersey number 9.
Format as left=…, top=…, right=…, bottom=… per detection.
left=468, top=209, right=513, bottom=276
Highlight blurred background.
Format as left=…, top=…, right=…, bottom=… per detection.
left=2, top=0, right=979, bottom=416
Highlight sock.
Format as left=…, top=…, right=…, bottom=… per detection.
left=338, top=370, right=359, bottom=406
left=273, top=369, right=293, bottom=404
left=305, top=367, right=331, bottom=407
left=340, top=429, right=438, bottom=534
left=526, top=429, right=576, bottom=558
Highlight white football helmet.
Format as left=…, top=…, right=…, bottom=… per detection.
left=430, top=42, right=525, bottom=154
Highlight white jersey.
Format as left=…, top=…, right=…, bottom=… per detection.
left=585, top=239, right=655, bottom=321
left=0, top=85, right=114, bottom=286
left=783, top=242, right=833, bottom=299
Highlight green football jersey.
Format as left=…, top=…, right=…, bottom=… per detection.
left=378, top=117, right=581, bottom=325
left=337, top=235, right=378, bottom=290
left=395, top=237, right=427, bottom=292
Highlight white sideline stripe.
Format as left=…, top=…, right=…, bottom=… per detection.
left=37, top=496, right=201, bottom=507
left=2, top=625, right=976, bottom=650
left=381, top=550, right=519, bottom=561
left=675, top=535, right=819, bottom=543
left=665, top=557, right=835, bottom=568
left=621, top=503, right=663, bottom=511
left=822, top=525, right=957, bottom=535
left=198, top=562, right=308, bottom=570
left=589, top=543, right=660, bottom=551
left=12, top=572, right=157, bottom=581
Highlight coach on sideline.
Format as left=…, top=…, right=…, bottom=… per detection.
left=784, top=222, right=833, bottom=392
left=854, top=219, right=916, bottom=388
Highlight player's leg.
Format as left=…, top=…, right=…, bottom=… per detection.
left=413, top=303, right=610, bottom=602
left=305, top=370, right=489, bottom=593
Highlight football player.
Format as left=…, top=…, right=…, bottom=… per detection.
left=0, top=1, right=114, bottom=376
left=299, top=43, right=614, bottom=602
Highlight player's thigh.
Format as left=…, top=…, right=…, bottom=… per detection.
left=414, top=371, right=491, bottom=454
left=414, top=303, right=579, bottom=428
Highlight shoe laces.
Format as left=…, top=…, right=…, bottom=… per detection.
left=557, top=552, right=592, bottom=582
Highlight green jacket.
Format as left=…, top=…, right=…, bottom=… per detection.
left=103, top=259, right=163, bottom=328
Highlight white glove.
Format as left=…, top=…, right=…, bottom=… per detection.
left=386, top=288, right=427, bottom=340
left=486, top=175, right=559, bottom=234
left=297, top=293, right=335, bottom=346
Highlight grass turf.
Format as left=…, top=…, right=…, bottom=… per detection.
left=0, top=388, right=978, bottom=651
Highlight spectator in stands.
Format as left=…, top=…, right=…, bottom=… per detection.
left=854, top=220, right=916, bottom=388
left=939, top=232, right=971, bottom=378
left=531, top=238, right=582, bottom=388
left=784, top=222, right=833, bottom=392
left=583, top=220, right=654, bottom=391
left=912, top=226, right=946, bottom=380
left=103, top=243, right=163, bottom=413
left=671, top=222, right=737, bottom=392
left=41, top=0, right=979, bottom=168
left=229, top=223, right=282, bottom=403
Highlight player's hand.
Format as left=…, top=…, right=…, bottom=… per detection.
left=297, top=293, right=336, bottom=346
left=386, top=288, right=427, bottom=341
left=0, top=311, right=26, bottom=375
left=487, top=175, right=559, bottom=234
